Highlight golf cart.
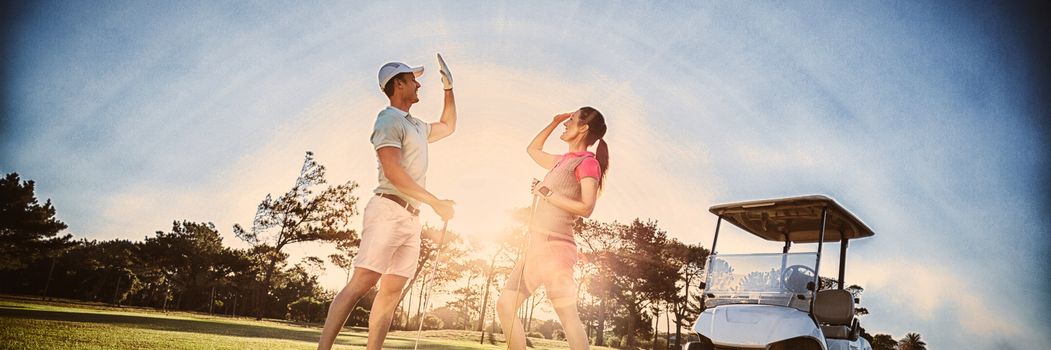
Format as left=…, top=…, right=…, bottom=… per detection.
left=686, top=195, right=873, bottom=350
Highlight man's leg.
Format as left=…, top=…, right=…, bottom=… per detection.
left=365, top=273, right=409, bottom=350
left=317, top=268, right=382, bottom=350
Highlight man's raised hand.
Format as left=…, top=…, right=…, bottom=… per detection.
left=437, top=53, right=453, bottom=90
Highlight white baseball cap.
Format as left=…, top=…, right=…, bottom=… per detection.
left=378, top=62, right=424, bottom=90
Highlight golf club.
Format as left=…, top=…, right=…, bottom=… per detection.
left=505, top=179, right=541, bottom=349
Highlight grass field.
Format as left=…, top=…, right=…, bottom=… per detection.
left=0, top=295, right=615, bottom=349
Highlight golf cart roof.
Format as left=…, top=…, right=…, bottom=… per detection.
left=708, top=195, right=874, bottom=243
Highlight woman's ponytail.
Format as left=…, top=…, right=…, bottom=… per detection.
left=578, top=106, right=609, bottom=190
left=596, top=138, right=609, bottom=189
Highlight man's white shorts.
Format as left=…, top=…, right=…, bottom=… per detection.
left=353, top=195, right=422, bottom=278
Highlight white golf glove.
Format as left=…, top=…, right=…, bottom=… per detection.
left=437, top=53, right=453, bottom=90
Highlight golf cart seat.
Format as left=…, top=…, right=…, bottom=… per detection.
left=815, top=289, right=854, bottom=339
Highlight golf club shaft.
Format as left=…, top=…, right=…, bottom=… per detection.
left=506, top=193, right=539, bottom=349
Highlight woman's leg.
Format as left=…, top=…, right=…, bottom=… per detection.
left=497, top=247, right=536, bottom=349
left=496, top=289, right=531, bottom=350
left=544, top=252, right=589, bottom=350
left=551, top=294, right=590, bottom=349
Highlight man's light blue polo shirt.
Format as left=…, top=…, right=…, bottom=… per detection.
left=370, top=106, right=431, bottom=208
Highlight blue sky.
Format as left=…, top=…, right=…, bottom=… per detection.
left=2, top=1, right=1048, bottom=348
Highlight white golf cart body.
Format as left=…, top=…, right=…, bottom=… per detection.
left=687, top=195, right=874, bottom=350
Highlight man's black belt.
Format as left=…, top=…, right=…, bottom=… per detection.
left=376, top=193, right=420, bottom=216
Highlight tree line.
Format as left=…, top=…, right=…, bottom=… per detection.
left=0, top=152, right=352, bottom=323
left=0, top=152, right=924, bottom=349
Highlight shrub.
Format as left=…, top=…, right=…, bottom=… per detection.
left=286, top=297, right=324, bottom=322
left=422, top=314, right=443, bottom=330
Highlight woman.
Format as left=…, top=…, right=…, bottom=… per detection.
left=496, top=106, right=609, bottom=350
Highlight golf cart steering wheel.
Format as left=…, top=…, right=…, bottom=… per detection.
left=781, top=265, right=816, bottom=294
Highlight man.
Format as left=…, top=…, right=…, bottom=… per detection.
left=317, top=54, right=457, bottom=350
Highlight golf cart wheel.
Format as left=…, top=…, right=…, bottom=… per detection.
left=685, top=335, right=714, bottom=350
left=685, top=342, right=713, bottom=350
left=768, top=336, right=823, bottom=350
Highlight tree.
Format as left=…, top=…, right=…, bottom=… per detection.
left=665, top=240, right=709, bottom=349
left=477, top=226, right=521, bottom=343
left=287, top=296, right=325, bottom=322
left=211, top=246, right=258, bottom=316
left=447, top=285, right=481, bottom=329
left=328, top=238, right=359, bottom=285
left=870, top=333, right=896, bottom=350
left=569, top=218, right=697, bottom=348
left=405, top=225, right=468, bottom=330
left=47, top=239, right=142, bottom=304
left=234, top=151, right=360, bottom=320
left=898, top=332, right=927, bottom=350
left=142, top=221, right=226, bottom=311
left=845, top=284, right=870, bottom=317
left=477, top=206, right=536, bottom=343
left=575, top=219, right=620, bottom=346
left=273, top=257, right=328, bottom=322
left=0, top=172, right=71, bottom=271
left=608, top=219, right=679, bottom=347
left=524, top=288, right=547, bottom=332
left=447, top=257, right=484, bottom=330
left=429, top=305, right=460, bottom=330
left=819, top=276, right=839, bottom=290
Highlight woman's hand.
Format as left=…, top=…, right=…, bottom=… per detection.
left=552, top=112, right=572, bottom=124
left=531, top=183, right=550, bottom=199
left=528, top=113, right=572, bottom=170
left=535, top=177, right=600, bottom=217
